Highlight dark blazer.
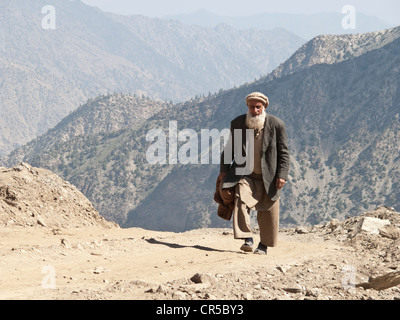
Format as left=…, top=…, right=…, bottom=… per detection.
left=220, top=113, right=290, bottom=201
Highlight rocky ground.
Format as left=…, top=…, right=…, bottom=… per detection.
left=0, top=206, right=399, bottom=300
left=0, top=164, right=399, bottom=300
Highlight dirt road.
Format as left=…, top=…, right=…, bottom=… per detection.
left=2, top=225, right=398, bottom=300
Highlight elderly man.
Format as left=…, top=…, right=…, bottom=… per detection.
left=218, top=92, right=290, bottom=255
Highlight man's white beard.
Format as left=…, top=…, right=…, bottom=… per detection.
left=246, top=111, right=266, bottom=131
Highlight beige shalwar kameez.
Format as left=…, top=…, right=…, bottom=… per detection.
left=232, top=128, right=280, bottom=247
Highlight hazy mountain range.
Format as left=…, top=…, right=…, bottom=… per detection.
left=0, top=0, right=303, bottom=156
left=165, top=9, right=394, bottom=40
left=3, top=25, right=400, bottom=232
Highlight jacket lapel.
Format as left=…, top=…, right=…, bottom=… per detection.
left=262, top=114, right=272, bottom=152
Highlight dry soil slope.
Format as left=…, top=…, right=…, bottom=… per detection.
left=0, top=162, right=116, bottom=229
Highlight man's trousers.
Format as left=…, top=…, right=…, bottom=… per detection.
left=232, top=177, right=280, bottom=247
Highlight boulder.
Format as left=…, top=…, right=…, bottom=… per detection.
left=379, top=226, right=400, bottom=240
left=190, top=273, right=218, bottom=285
left=356, top=217, right=391, bottom=235
left=357, top=270, right=400, bottom=291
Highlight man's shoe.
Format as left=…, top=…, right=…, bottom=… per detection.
left=254, top=243, right=268, bottom=255
left=240, top=238, right=254, bottom=252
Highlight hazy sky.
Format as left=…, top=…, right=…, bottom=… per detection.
left=80, top=0, right=400, bottom=25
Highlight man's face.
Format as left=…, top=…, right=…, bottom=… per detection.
left=247, top=100, right=265, bottom=117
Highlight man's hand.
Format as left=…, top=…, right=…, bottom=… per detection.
left=276, top=178, right=286, bottom=190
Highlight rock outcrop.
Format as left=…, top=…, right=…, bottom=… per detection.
left=0, top=163, right=116, bottom=229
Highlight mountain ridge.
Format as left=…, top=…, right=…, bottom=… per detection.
left=122, top=27, right=400, bottom=229
left=165, top=9, right=394, bottom=40
left=3, top=26, right=400, bottom=231
left=0, top=0, right=303, bottom=156
left=263, top=26, right=400, bottom=82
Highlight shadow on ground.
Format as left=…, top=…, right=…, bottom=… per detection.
left=145, top=237, right=240, bottom=254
